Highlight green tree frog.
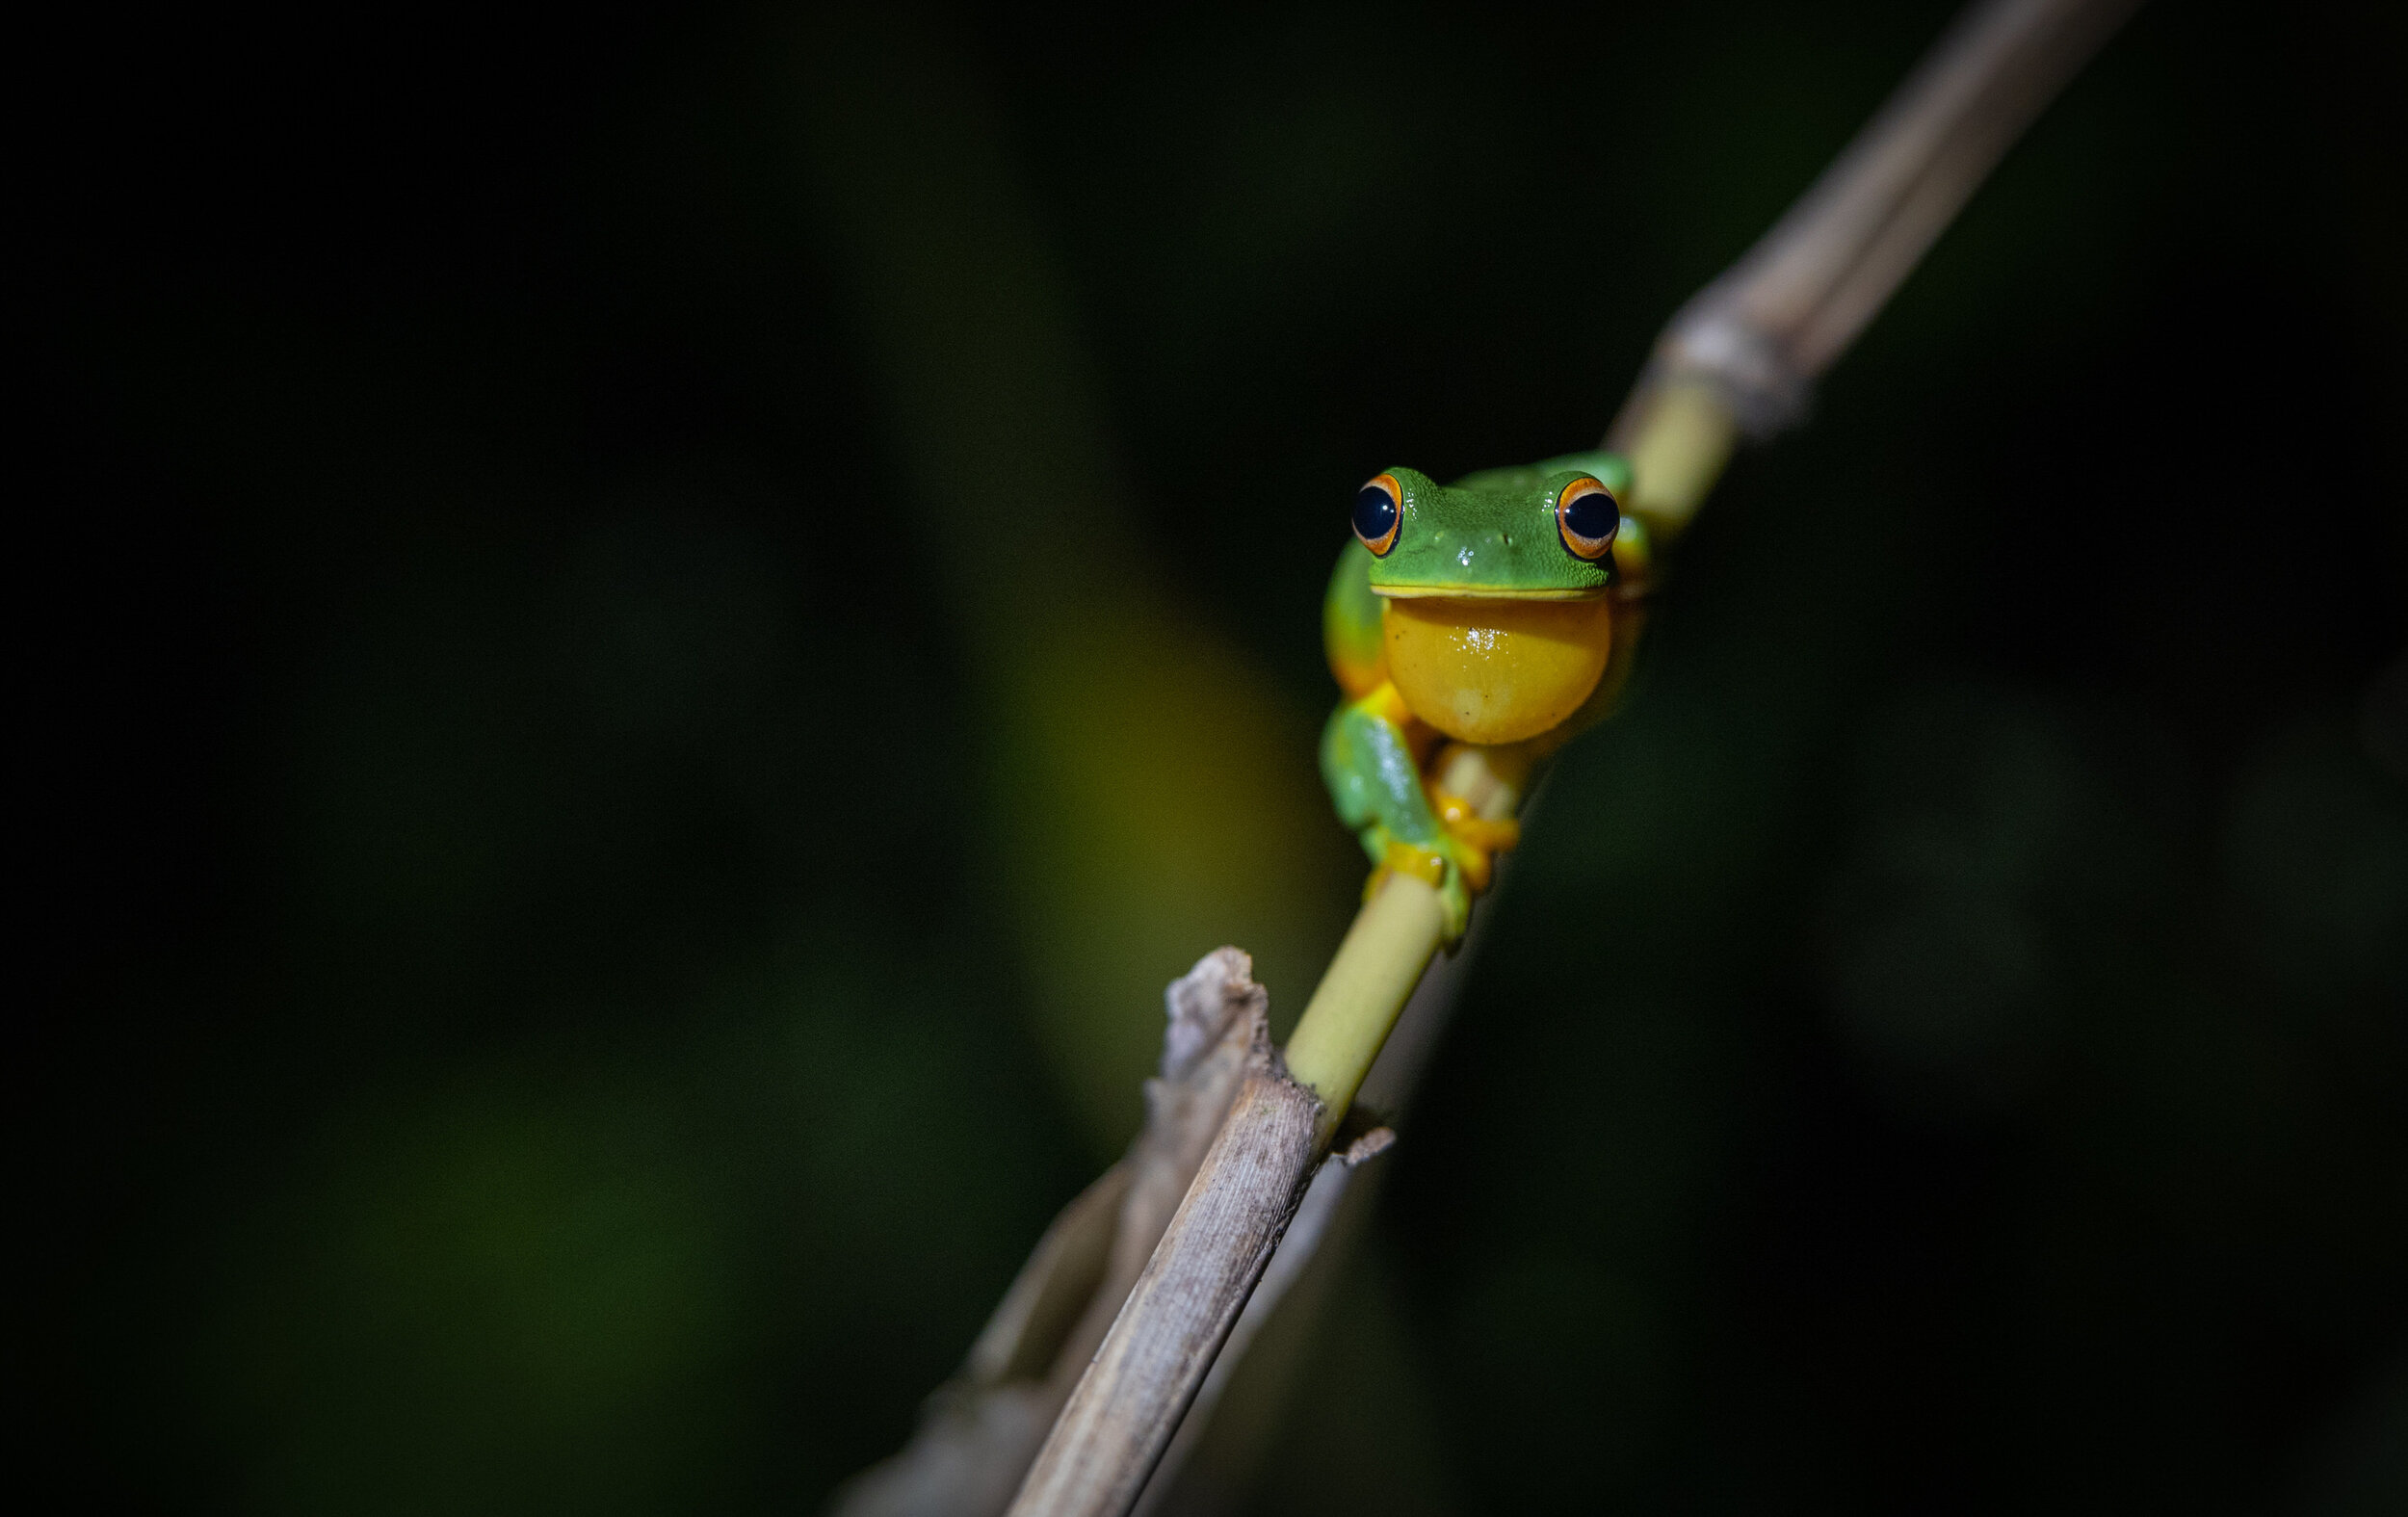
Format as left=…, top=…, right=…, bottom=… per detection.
left=1320, top=453, right=1654, bottom=938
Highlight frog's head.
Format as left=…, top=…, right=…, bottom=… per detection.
left=1347, top=459, right=1631, bottom=745
left=1351, top=464, right=1621, bottom=600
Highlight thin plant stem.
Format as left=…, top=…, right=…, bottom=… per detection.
left=1278, top=876, right=1447, bottom=1144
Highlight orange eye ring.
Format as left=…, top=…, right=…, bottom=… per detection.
left=1556, top=476, right=1620, bottom=562
left=1353, top=473, right=1403, bottom=556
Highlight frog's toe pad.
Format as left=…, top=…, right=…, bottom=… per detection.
left=1433, top=792, right=1521, bottom=855
left=1379, top=839, right=1450, bottom=887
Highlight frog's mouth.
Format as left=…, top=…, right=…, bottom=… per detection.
left=1372, top=584, right=1610, bottom=602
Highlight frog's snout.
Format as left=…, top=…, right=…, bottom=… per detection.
left=1447, top=527, right=1513, bottom=568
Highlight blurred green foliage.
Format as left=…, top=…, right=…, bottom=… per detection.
left=24, top=0, right=2405, bottom=1512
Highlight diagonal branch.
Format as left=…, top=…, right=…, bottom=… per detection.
left=1612, top=0, right=2147, bottom=530
left=838, top=3, right=2147, bottom=1514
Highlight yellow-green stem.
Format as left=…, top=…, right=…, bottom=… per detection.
left=1614, top=377, right=1740, bottom=537
left=1279, top=874, right=1447, bottom=1143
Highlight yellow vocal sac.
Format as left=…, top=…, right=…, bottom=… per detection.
left=1381, top=594, right=1612, bottom=745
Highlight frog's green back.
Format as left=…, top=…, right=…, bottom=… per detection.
left=1451, top=450, right=1633, bottom=495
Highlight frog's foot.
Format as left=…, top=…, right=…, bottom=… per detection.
left=1426, top=786, right=1521, bottom=893
left=1360, top=833, right=1476, bottom=942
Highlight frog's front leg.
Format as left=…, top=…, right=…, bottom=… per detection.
left=1320, top=684, right=1508, bottom=940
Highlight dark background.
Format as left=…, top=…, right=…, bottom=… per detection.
left=23, top=0, right=2406, bottom=1511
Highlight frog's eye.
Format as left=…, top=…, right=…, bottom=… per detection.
left=1556, top=476, right=1620, bottom=562
left=1353, top=473, right=1403, bottom=557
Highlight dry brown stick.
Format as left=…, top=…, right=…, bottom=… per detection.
left=1004, top=883, right=1496, bottom=1517
left=832, top=953, right=1271, bottom=1517
left=1130, top=925, right=1461, bottom=1514
left=1008, top=1027, right=1400, bottom=1517
left=1006, top=1042, right=1322, bottom=1516
left=1613, top=0, right=2146, bottom=531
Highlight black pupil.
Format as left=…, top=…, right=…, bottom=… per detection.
left=1562, top=487, right=1618, bottom=543
left=1353, top=484, right=1399, bottom=545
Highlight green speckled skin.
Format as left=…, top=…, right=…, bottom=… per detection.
left=1320, top=450, right=1649, bottom=937
left=1367, top=452, right=1632, bottom=596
